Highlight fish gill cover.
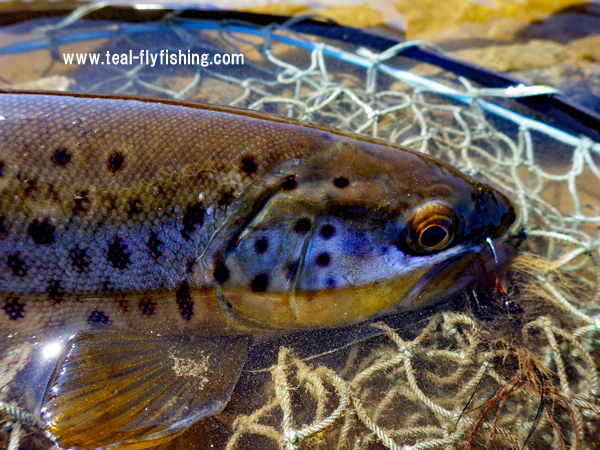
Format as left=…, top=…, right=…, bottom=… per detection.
left=0, top=5, right=599, bottom=450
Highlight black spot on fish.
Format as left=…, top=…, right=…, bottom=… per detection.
left=28, top=218, right=56, bottom=245
left=0, top=161, right=4, bottom=177
left=294, top=217, right=312, bottom=234
left=254, top=236, right=269, bottom=254
left=316, top=252, right=330, bottom=266
left=0, top=215, right=7, bottom=238
left=147, top=232, right=163, bottom=259
left=320, top=224, right=336, bottom=240
left=107, top=152, right=125, bottom=174
left=285, top=260, right=298, bottom=280
left=251, top=273, right=269, bottom=293
left=138, top=298, right=156, bottom=316
left=88, top=310, right=111, bottom=325
left=50, top=147, right=72, bottom=167
left=240, top=156, right=258, bottom=175
left=218, top=190, right=234, bottom=209
left=181, top=202, right=206, bottom=239
left=127, top=197, right=143, bottom=217
left=281, top=175, right=297, bottom=190
left=47, top=280, right=65, bottom=304
left=3, top=297, right=25, bottom=321
left=107, top=237, right=131, bottom=270
left=7, top=253, right=27, bottom=277
left=333, top=177, right=349, bottom=188
left=176, top=281, right=193, bottom=321
left=69, top=246, right=91, bottom=273
left=214, top=263, right=230, bottom=283
left=72, top=190, right=91, bottom=215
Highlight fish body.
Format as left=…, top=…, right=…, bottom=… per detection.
left=0, top=91, right=516, bottom=449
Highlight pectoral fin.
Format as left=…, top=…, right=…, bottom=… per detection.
left=41, top=327, right=250, bottom=450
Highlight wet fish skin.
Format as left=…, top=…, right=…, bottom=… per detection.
left=0, top=90, right=516, bottom=338
left=0, top=91, right=517, bottom=450
left=0, top=91, right=328, bottom=337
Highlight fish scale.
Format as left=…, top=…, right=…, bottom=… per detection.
left=0, top=91, right=516, bottom=450
left=0, top=93, right=324, bottom=303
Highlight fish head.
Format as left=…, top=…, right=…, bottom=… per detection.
left=215, top=136, right=516, bottom=330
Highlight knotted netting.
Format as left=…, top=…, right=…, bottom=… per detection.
left=1, top=5, right=600, bottom=449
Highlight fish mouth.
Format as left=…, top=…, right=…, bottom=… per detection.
left=213, top=234, right=515, bottom=332
left=396, top=236, right=512, bottom=313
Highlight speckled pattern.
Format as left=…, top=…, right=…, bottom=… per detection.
left=0, top=91, right=515, bottom=338
left=0, top=93, right=320, bottom=295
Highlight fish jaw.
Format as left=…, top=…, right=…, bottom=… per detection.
left=219, top=242, right=512, bottom=331
left=220, top=248, right=456, bottom=329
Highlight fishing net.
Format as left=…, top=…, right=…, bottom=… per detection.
left=1, top=5, right=600, bottom=450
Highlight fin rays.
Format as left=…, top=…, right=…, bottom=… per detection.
left=42, top=327, right=250, bottom=449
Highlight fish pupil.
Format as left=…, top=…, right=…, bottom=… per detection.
left=419, top=225, right=448, bottom=249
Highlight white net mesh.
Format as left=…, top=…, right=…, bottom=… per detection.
left=1, top=6, right=600, bottom=450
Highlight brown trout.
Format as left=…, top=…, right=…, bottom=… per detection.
left=0, top=91, right=516, bottom=450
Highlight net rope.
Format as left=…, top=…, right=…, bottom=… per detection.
left=1, top=6, right=600, bottom=449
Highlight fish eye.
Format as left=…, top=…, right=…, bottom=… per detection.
left=401, top=201, right=456, bottom=254
left=416, top=218, right=452, bottom=250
